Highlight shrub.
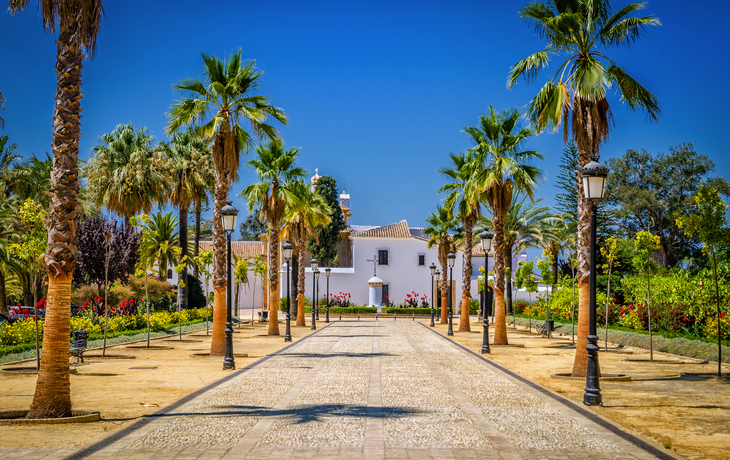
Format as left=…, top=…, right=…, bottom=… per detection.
left=0, top=318, right=43, bottom=346
left=469, top=299, right=479, bottom=315
left=127, top=275, right=173, bottom=301
left=187, top=275, right=206, bottom=309
left=71, top=284, right=102, bottom=305
left=383, top=308, right=432, bottom=315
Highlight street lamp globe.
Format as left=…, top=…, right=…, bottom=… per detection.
left=430, top=263, right=437, bottom=276
left=580, top=160, right=609, bottom=201
left=311, top=258, right=319, bottom=271
left=221, top=201, right=239, bottom=232
left=282, top=241, right=293, bottom=261
left=325, top=267, right=331, bottom=278
left=480, top=230, right=494, bottom=252
left=435, top=270, right=440, bottom=280
left=314, top=269, right=321, bottom=280
left=447, top=252, right=456, bottom=267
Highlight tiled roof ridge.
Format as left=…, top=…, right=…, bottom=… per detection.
left=351, top=219, right=411, bottom=238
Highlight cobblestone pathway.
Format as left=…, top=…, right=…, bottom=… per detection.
left=56, top=320, right=670, bottom=460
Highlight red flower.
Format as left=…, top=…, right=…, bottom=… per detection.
left=683, top=317, right=689, bottom=322
left=17, top=302, right=21, bottom=307
left=721, top=313, right=727, bottom=318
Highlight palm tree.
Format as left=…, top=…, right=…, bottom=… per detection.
left=479, top=193, right=551, bottom=314
left=0, top=90, right=5, bottom=128
left=242, top=140, right=306, bottom=335
left=465, top=107, right=543, bottom=345
left=508, top=0, right=660, bottom=375
left=146, top=212, right=180, bottom=281
left=282, top=179, right=331, bottom=327
left=158, top=132, right=214, bottom=310
left=424, top=205, right=464, bottom=324
left=9, top=0, right=104, bottom=419
left=168, top=50, right=287, bottom=353
left=11, top=154, right=52, bottom=207
left=439, top=151, right=483, bottom=332
left=85, top=123, right=168, bottom=223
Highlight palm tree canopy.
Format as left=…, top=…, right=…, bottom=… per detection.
left=423, top=205, right=464, bottom=253
left=85, top=123, right=168, bottom=219
left=507, top=0, right=661, bottom=152
left=145, top=211, right=179, bottom=276
left=167, top=50, right=288, bottom=184
left=466, top=106, right=544, bottom=211
left=438, top=150, right=483, bottom=227
left=241, top=140, right=307, bottom=229
left=9, top=0, right=104, bottom=55
left=479, top=192, right=552, bottom=255
left=158, top=131, right=214, bottom=210
left=282, top=179, right=332, bottom=248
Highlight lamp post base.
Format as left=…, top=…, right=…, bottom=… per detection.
left=430, top=308, right=435, bottom=327
left=223, top=322, right=235, bottom=370
left=284, top=313, right=292, bottom=342
left=447, top=311, right=453, bottom=336
left=583, top=334, right=602, bottom=406
left=481, top=319, right=490, bottom=354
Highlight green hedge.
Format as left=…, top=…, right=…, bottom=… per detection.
left=304, top=306, right=377, bottom=314
left=383, top=308, right=433, bottom=314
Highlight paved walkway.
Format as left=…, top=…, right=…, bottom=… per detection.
left=53, top=320, right=672, bottom=460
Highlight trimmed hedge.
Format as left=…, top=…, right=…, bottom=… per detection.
left=383, top=308, right=433, bottom=315
left=304, top=306, right=377, bottom=314
left=509, top=316, right=729, bottom=364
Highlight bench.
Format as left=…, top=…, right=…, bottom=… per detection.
left=536, top=320, right=554, bottom=337
left=257, top=311, right=269, bottom=323
left=69, top=329, right=89, bottom=363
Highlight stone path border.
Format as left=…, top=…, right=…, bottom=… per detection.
left=417, top=322, right=682, bottom=460
left=63, top=323, right=335, bottom=460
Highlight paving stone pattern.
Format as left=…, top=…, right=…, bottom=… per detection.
left=46, top=320, right=666, bottom=460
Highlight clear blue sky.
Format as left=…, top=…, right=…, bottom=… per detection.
left=1, top=0, right=728, bottom=239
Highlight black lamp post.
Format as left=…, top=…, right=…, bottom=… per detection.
left=310, top=259, right=318, bottom=330
left=283, top=241, right=293, bottom=343
left=221, top=201, right=238, bottom=370
left=325, top=267, right=331, bottom=323
left=314, top=269, right=320, bottom=326
left=447, top=252, right=456, bottom=336
left=434, top=270, right=440, bottom=327
left=480, top=230, right=494, bottom=354
left=429, top=263, right=437, bottom=327
left=580, top=158, right=609, bottom=406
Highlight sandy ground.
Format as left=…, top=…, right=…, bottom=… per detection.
left=431, top=320, right=730, bottom=460
left=0, top=317, right=728, bottom=460
left=0, top=320, right=317, bottom=449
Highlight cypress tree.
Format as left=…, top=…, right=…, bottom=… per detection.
left=555, top=140, right=579, bottom=222
left=308, top=176, right=346, bottom=266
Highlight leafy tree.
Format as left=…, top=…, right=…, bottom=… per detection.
left=168, top=50, right=287, bottom=353
left=514, top=260, right=538, bottom=332
left=555, top=140, right=579, bottom=222
left=600, top=236, right=620, bottom=350
left=74, top=215, right=139, bottom=291
left=241, top=140, right=306, bottom=335
left=605, top=143, right=729, bottom=268
left=192, top=249, right=214, bottom=333
left=283, top=179, right=331, bottom=326
left=676, top=186, right=729, bottom=376
left=85, top=123, right=168, bottom=224
left=145, top=212, right=180, bottom=280
left=424, top=205, right=464, bottom=324
left=308, top=176, right=346, bottom=266
left=463, top=106, right=543, bottom=341
left=508, top=0, right=661, bottom=377
left=11, top=153, right=52, bottom=207
left=8, top=199, right=46, bottom=305
left=238, top=208, right=267, bottom=241
left=536, top=250, right=555, bottom=333
left=632, top=231, right=660, bottom=360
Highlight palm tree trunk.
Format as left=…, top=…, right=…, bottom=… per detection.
left=178, top=206, right=188, bottom=311
left=193, top=203, right=201, bottom=279
left=439, top=245, right=448, bottom=324
left=27, top=23, right=82, bottom=419
left=268, top=227, right=280, bottom=335
left=459, top=222, right=472, bottom=332
left=505, top=254, right=513, bottom=316
left=0, top=268, right=7, bottom=316
left=571, top=122, right=595, bottom=377
left=296, top=242, right=306, bottom=326
left=492, top=210, right=509, bottom=345
left=210, top=174, right=228, bottom=356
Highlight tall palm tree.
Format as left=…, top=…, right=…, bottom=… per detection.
left=146, top=212, right=180, bottom=281
left=466, top=107, right=543, bottom=345
left=9, top=0, right=104, bottom=419
left=241, top=140, right=306, bottom=335
left=508, top=0, right=660, bottom=375
left=424, top=205, right=464, bottom=324
left=282, top=179, right=331, bottom=327
left=479, top=193, right=551, bottom=314
left=158, top=132, right=214, bottom=310
left=85, top=123, right=168, bottom=224
left=168, top=50, right=287, bottom=353
left=439, top=151, right=483, bottom=332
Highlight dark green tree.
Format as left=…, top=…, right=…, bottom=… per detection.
left=308, top=176, right=346, bottom=266
left=186, top=274, right=206, bottom=310
left=605, top=143, right=729, bottom=268
left=238, top=208, right=267, bottom=241
left=555, top=140, right=578, bottom=222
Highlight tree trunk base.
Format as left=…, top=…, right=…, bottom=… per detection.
left=209, top=286, right=227, bottom=356
left=458, top=295, right=471, bottom=332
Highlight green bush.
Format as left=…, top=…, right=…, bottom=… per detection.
left=187, top=275, right=206, bottom=309
left=305, top=306, right=377, bottom=314
left=469, top=299, right=479, bottom=315
left=383, top=308, right=432, bottom=314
